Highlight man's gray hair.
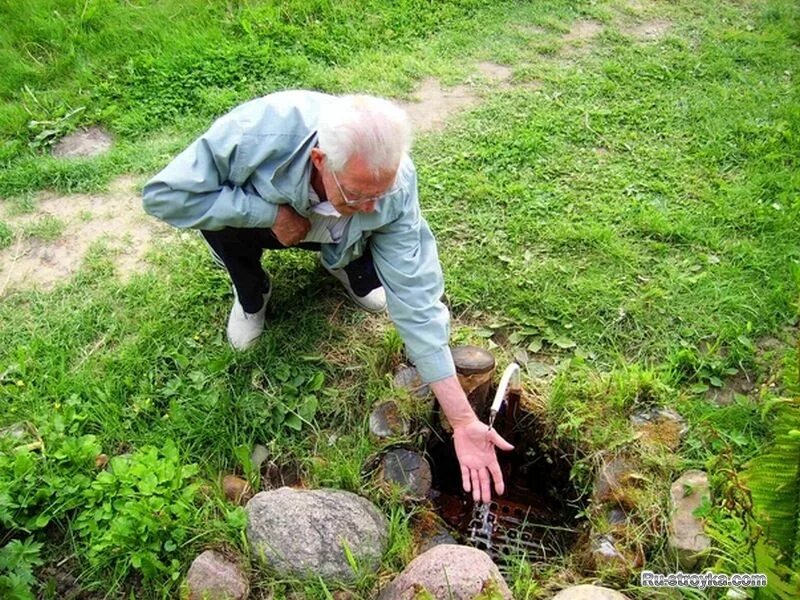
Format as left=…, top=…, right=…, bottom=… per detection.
left=318, top=94, right=412, bottom=175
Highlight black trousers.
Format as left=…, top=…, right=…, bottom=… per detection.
left=200, top=228, right=382, bottom=313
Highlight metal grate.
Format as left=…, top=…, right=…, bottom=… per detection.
left=466, top=498, right=576, bottom=566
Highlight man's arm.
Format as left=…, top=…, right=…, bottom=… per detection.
left=370, top=159, right=512, bottom=502
left=142, top=117, right=283, bottom=231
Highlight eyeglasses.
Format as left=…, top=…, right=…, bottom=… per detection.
left=328, top=162, right=399, bottom=207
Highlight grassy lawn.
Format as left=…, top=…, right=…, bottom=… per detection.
left=1, top=0, right=799, bottom=598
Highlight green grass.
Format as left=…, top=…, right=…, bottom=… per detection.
left=1, top=0, right=799, bottom=598
left=20, top=214, right=65, bottom=241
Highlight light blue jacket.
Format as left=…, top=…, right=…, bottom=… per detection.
left=143, top=90, right=455, bottom=383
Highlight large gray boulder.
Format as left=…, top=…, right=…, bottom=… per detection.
left=246, top=487, right=388, bottom=581
left=552, top=585, right=629, bottom=600
left=379, top=544, right=511, bottom=599
left=669, top=470, right=711, bottom=568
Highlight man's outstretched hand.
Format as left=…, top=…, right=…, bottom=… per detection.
left=430, top=375, right=515, bottom=504
left=452, top=419, right=514, bottom=503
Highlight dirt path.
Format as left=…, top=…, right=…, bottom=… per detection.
left=0, top=176, right=169, bottom=295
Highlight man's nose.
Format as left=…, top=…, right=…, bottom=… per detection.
left=358, top=201, right=377, bottom=213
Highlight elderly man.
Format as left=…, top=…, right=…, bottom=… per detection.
left=142, top=90, right=512, bottom=502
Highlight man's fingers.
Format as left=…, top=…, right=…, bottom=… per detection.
left=461, top=464, right=471, bottom=493
left=478, top=467, right=491, bottom=503
left=489, top=461, right=505, bottom=496
left=470, top=470, right=481, bottom=502
left=489, top=429, right=514, bottom=452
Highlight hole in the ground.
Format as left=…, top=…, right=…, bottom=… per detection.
left=426, top=387, right=585, bottom=567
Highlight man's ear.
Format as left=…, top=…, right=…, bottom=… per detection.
left=310, top=147, right=325, bottom=170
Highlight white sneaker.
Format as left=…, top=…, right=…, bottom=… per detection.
left=227, top=287, right=271, bottom=351
left=320, top=256, right=387, bottom=313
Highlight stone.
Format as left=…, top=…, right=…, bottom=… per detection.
left=412, top=512, right=459, bottom=553
left=669, top=470, right=711, bottom=569
left=606, top=507, right=627, bottom=526
left=394, top=366, right=431, bottom=399
left=369, top=401, right=410, bottom=438
left=52, top=126, right=113, bottom=158
left=593, top=455, right=640, bottom=507
left=379, top=449, right=432, bottom=498
left=418, top=528, right=459, bottom=554
left=591, top=534, right=626, bottom=565
left=246, top=487, right=388, bottom=581
left=94, top=454, right=109, bottom=469
left=378, top=544, right=511, bottom=600
left=630, top=407, right=688, bottom=450
left=551, top=585, right=629, bottom=600
left=186, top=550, right=249, bottom=600
left=0, top=423, right=27, bottom=441
left=222, top=475, right=252, bottom=505
left=250, top=444, right=269, bottom=471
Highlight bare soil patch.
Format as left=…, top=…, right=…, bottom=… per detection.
left=562, top=20, right=603, bottom=43
left=476, top=61, right=513, bottom=83
left=0, top=175, right=169, bottom=295
left=626, top=20, right=672, bottom=40
left=52, top=126, right=113, bottom=158
left=400, top=62, right=517, bottom=133
left=399, top=77, right=479, bottom=134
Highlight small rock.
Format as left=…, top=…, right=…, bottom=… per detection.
left=593, top=455, right=640, bottom=507
left=250, top=444, right=269, bottom=471
left=394, top=366, right=431, bottom=399
left=591, top=534, right=625, bottom=564
left=606, top=507, right=627, bottom=525
left=418, top=529, right=459, bottom=553
left=223, top=475, right=252, bottom=505
left=52, top=126, right=113, bottom=158
left=369, top=401, right=410, bottom=438
left=0, top=423, right=27, bottom=441
left=246, top=487, right=388, bottom=581
left=551, top=585, right=629, bottom=600
left=186, top=550, right=249, bottom=600
left=669, top=470, right=711, bottom=569
left=630, top=407, right=687, bottom=450
left=412, top=511, right=459, bottom=553
left=378, top=544, right=512, bottom=600
left=379, top=449, right=432, bottom=498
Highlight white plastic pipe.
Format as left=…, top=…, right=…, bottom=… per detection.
left=489, top=362, right=521, bottom=417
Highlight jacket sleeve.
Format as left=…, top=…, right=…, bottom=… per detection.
left=370, top=165, right=455, bottom=384
left=142, top=118, right=281, bottom=231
